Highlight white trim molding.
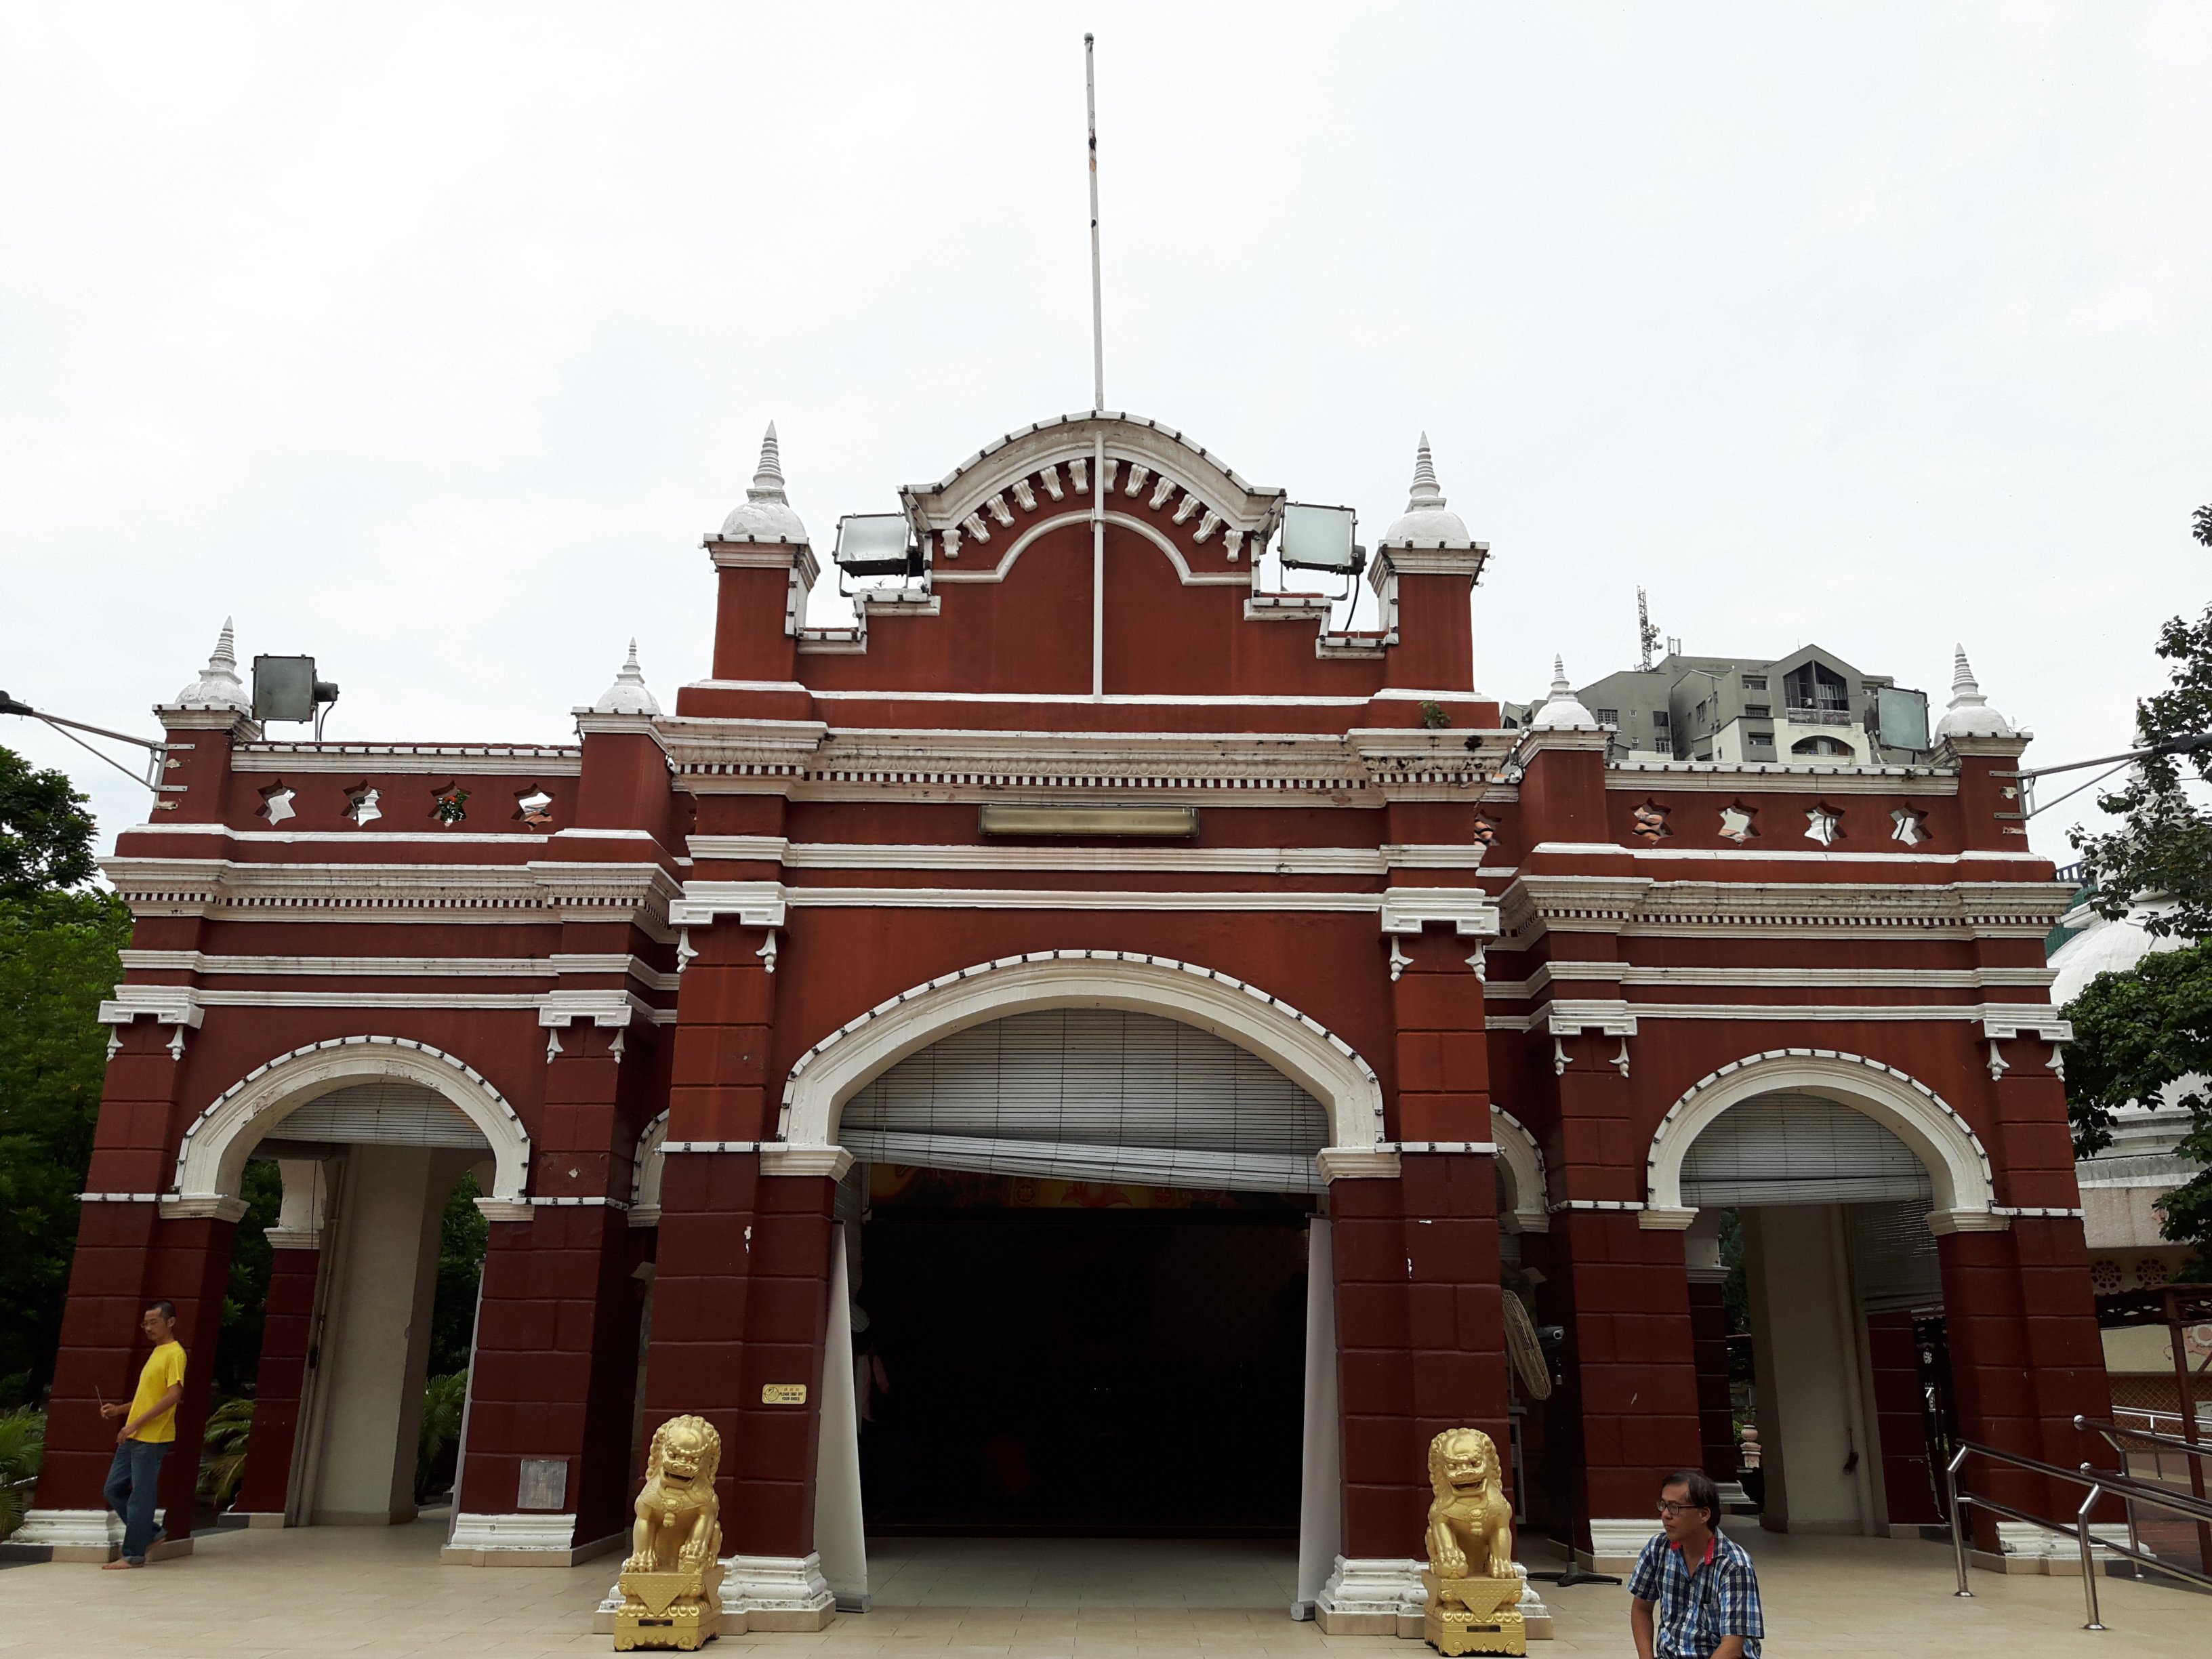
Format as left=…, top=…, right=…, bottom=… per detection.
left=1584, top=1517, right=1661, bottom=1574
left=774, top=950, right=1389, bottom=1175
left=1491, top=1105, right=1551, bottom=1232
left=1641, top=1048, right=1999, bottom=1229
left=169, top=1036, right=532, bottom=1210
left=722, top=1551, right=836, bottom=1631
left=1378, top=887, right=1502, bottom=937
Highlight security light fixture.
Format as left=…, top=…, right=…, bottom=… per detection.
left=832, top=512, right=920, bottom=578
left=1277, top=502, right=1364, bottom=575
left=253, top=655, right=341, bottom=733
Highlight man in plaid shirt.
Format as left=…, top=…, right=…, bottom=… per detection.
left=1628, top=1469, right=1764, bottom=1659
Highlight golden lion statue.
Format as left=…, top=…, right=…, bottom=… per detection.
left=1420, top=1427, right=1523, bottom=1656
left=615, top=1416, right=724, bottom=1652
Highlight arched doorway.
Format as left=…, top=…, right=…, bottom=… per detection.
left=1647, top=1057, right=1992, bottom=1538
left=166, top=1041, right=532, bottom=1532
left=843, top=1006, right=1324, bottom=1534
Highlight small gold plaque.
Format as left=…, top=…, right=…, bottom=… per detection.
left=760, top=1382, right=807, bottom=1406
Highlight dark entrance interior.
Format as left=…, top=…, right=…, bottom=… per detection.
left=859, top=1195, right=1310, bottom=1535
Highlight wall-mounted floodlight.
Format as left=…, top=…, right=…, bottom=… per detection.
left=1277, top=502, right=1364, bottom=574
left=832, top=512, right=920, bottom=577
left=253, top=655, right=340, bottom=733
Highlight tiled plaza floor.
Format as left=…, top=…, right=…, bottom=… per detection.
left=1, top=1514, right=2205, bottom=1657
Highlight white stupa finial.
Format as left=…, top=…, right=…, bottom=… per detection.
left=592, top=638, right=661, bottom=717
left=1406, top=432, right=1446, bottom=511
left=1935, top=642, right=2014, bottom=741
left=1379, top=431, right=1472, bottom=548
left=718, top=419, right=809, bottom=543
left=1530, top=654, right=1599, bottom=731
left=752, top=422, right=786, bottom=496
left=171, top=616, right=251, bottom=712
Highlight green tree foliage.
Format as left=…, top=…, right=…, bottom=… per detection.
left=214, top=1161, right=284, bottom=1397
left=0, top=1404, right=45, bottom=1536
left=2062, top=508, right=2212, bottom=1277
left=0, top=749, right=129, bottom=1402
left=430, top=1170, right=488, bottom=1378
left=195, top=1395, right=254, bottom=1509
left=0, top=747, right=100, bottom=899
left=415, top=1370, right=468, bottom=1503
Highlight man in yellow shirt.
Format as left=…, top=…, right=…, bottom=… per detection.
left=98, top=1301, right=186, bottom=1569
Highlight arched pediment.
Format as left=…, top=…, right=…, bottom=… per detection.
left=901, top=411, right=1285, bottom=563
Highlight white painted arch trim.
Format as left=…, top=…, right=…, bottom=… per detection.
left=775, top=950, right=1387, bottom=1174
left=1490, top=1105, right=1550, bottom=1233
left=630, top=1109, right=670, bottom=1227
left=169, top=1035, right=532, bottom=1207
left=1642, top=1048, right=1998, bottom=1227
left=935, top=509, right=1251, bottom=588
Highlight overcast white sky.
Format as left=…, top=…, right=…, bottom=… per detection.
left=3, top=3, right=2208, bottom=862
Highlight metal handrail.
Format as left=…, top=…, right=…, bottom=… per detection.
left=1944, top=1441, right=2212, bottom=1631
left=2077, top=1414, right=2212, bottom=1461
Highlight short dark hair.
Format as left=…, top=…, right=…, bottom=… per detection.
left=144, top=1300, right=176, bottom=1322
left=1660, top=1469, right=1719, bottom=1521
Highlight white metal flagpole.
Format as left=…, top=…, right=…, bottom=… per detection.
left=1087, top=33, right=1106, bottom=697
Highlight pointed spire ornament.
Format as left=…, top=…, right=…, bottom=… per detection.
left=1406, top=432, right=1446, bottom=510
left=592, top=638, right=661, bottom=717
left=1379, top=432, right=1473, bottom=548
left=171, top=616, right=252, bottom=711
left=1934, top=642, right=2015, bottom=741
left=1530, top=654, right=1599, bottom=731
left=718, top=419, right=810, bottom=544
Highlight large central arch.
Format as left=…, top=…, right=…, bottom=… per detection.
left=775, top=951, right=1387, bottom=1167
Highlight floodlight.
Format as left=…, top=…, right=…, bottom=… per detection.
left=253, top=655, right=341, bottom=723
left=833, top=512, right=918, bottom=577
left=1277, top=502, right=1364, bottom=574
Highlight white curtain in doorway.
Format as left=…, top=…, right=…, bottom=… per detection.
left=1679, top=1090, right=1932, bottom=1207
left=838, top=1008, right=1331, bottom=1192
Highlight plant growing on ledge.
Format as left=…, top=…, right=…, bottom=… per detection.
left=1419, top=700, right=1452, bottom=729
left=431, top=785, right=470, bottom=825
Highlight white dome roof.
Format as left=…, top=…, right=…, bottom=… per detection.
left=718, top=422, right=808, bottom=544
left=592, top=640, right=661, bottom=716
left=1530, top=655, right=1599, bottom=731
left=1934, top=645, right=2015, bottom=741
left=1378, top=433, right=1474, bottom=549
left=2049, top=892, right=2184, bottom=1007
left=171, top=618, right=251, bottom=712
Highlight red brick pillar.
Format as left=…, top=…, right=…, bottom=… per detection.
left=1534, top=1210, right=1703, bottom=1568
left=641, top=1149, right=838, bottom=1626
left=1320, top=1155, right=1510, bottom=1633
left=1937, top=1216, right=2113, bottom=1561
left=1686, top=1273, right=1737, bottom=1486
left=1864, top=1311, right=1942, bottom=1527
left=230, top=1244, right=321, bottom=1517
left=452, top=1010, right=655, bottom=1561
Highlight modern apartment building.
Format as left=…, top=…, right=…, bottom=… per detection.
left=1507, top=645, right=1933, bottom=766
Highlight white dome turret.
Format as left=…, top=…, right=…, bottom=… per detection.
left=1934, top=644, right=2015, bottom=741
left=718, top=422, right=809, bottom=544
left=592, top=640, right=661, bottom=716
left=1530, top=655, right=1600, bottom=731
left=171, top=618, right=251, bottom=712
left=1378, top=433, right=1474, bottom=550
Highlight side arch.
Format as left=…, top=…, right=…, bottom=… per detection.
left=630, top=1109, right=670, bottom=1227
left=1643, top=1048, right=1998, bottom=1230
left=935, top=510, right=1247, bottom=588
left=170, top=1036, right=533, bottom=1210
left=1490, top=1104, right=1550, bottom=1233
left=776, top=951, right=1386, bottom=1170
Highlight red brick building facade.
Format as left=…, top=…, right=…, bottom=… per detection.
left=25, top=413, right=2106, bottom=1614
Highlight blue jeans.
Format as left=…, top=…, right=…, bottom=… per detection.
left=102, top=1438, right=170, bottom=1562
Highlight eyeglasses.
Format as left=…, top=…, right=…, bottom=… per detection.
left=1656, top=1501, right=1703, bottom=1518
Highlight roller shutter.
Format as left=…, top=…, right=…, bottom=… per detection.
left=838, top=1008, right=1330, bottom=1193
left=271, top=1081, right=491, bottom=1150
left=1679, top=1090, right=1932, bottom=1208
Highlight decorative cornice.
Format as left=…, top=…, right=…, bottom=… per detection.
left=231, top=742, right=581, bottom=777
left=1605, top=760, right=1960, bottom=796
left=1499, top=874, right=2073, bottom=943
left=1378, top=888, right=1502, bottom=937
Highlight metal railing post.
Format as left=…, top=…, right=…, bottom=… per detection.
left=2076, top=1486, right=2104, bottom=1631
left=1946, top=1445, right=1972, bottom=1597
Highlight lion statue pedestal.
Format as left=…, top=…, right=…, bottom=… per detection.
left=614, top=1416, right=725, bottom=1652
left=1420, top=1429, right=1525, bottom=1657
